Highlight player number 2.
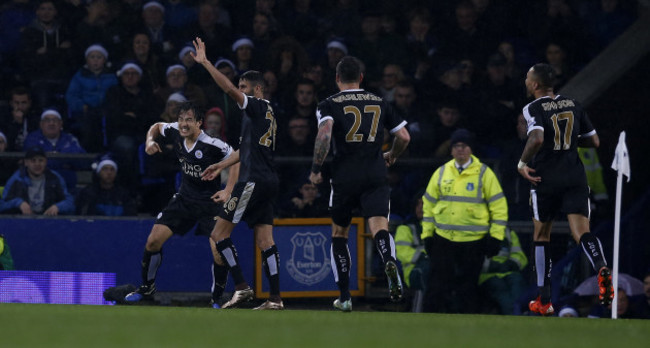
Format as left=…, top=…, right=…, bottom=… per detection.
left=550, top=111, right=574, bottom=150
left=258, top=111, right=277, bottom=149
left=343, top=105, right=381, bottom=142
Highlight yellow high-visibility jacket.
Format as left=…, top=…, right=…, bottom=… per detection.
left=421, top=155, right=508, bottom=242
left=578, top=148, right=608, bottom=201
left=478, top=228, right=527, bottom=284
left=395, top=223, right=424, bottom=288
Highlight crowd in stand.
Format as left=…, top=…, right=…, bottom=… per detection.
left=0, top=0, right=639, bottom=217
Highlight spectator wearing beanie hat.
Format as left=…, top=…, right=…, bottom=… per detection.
left=65, top=43, right=118, bottom=152
left=75, top=155, right=137, bottom=216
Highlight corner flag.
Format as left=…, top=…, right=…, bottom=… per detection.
left=610, top=131, right=630, bottom=319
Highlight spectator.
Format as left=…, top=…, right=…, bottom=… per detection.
left=322, top=37, right=348, bottom=93
left=478, top=228, right=528, bottom=315
left=0, top=86, right=41, bottom=151
left=73, top=0, right=125, bottom=62
left=231, top=36, right=260, bottom=75
left=181, top=1, right=232, bottom=61
left=155, top=64, right=206, bottom=110
left=139, top=1, right=177, bottom=61
left=497, top=40, right=525, bottom=82
left=395, top=190, right=430, bottom=312
left=474, top=52, right=520, bottom=154
left=202, top=58, right=241, bottom=142
left=250, top=11, right=279, bottom=56
left=440, top=1, right=496, bottom=67
left=105, top=62, right=159, bottom=191
left=278, top=115, right=313, bottom=157
left=23, top=109, right=86, bottom=190
left=0, top=146, right=74, bottom=216
left=421, top=128, right=507, bottom=313
left=378, top=64, right=405, bottom=103
left=160, top=92, right=187, bottom=124
left=578, top=147, right=609, bottom=220
left=498, top=113, right=530, bottom=220
left=279, top=0, right=319, bottom=49
left=424, top=100, right=465, bottom=159
left=405, top=8, right=440, bottom=76
left=262, top=69, right=285, bottom=117
left=544, top=41, right=575, bottom=90
left=0, top=131, right=19, bottom=186
left=268, top=36, right=310, bottom=102
left=122, top=31, right=165, bottom=93
left=19, top=0, right=74, bottom=110
left=203, top=107, right=227, bottom=141
left=391, top=80, right=428, bottom=156
left=302, top=61, right=333, bottom=101
left=280, top=180, right=328, bottom=218
left=65, top=44, right=118, bottom=152
left=178, top=44, right=212, bottom=87
left=76, top=155, right=136, bottom=216
left=288, top=78, right=317, bottom=123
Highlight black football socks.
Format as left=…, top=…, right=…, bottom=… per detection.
left=331, top=237, right=351, bottom=301
left=579, top=232, right=607, bottom=271
left=262, top=245, right=281, bottom=300
left=374, top=229, right=396, bottom=264
left=211, top=261, right=229, bottom=302
left=216, top=238, right=247, bottom=290
left=142, top=249, right=162, bottom=287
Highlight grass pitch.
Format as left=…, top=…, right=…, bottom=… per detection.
left=1, top=303, right=648, bottom=348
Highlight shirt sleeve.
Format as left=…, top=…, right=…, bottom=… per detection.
left=383, top=102, right=407, bottom=134
left=316, top=100, right=333, bottom=126
left=522, top=103, right=544, bottom=135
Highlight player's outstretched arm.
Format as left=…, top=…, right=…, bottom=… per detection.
left=309, top=119, right=333, bottom=185
left=201, top=150, right=240, bottom=181
left=384, top=126, right=410, bottom=167
left=211, top=162, right=240, bottom=203
left=145, top=122, right=164, bottom=155
left=191, top=37, right=245, bottom=106
left=517, top=129, right=543, bottom=184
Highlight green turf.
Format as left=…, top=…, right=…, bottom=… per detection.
left=1, top=303, right=648, bottom=348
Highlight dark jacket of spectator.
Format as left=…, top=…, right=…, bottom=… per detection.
left=0, top=167, right=74, bottom=215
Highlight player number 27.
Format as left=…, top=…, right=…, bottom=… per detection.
left=344, top=105, right=381, bottom=142
left=550, top=111, right=574, bottom=150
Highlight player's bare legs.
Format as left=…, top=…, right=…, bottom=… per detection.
left=568, top=214, right=613, bottom=304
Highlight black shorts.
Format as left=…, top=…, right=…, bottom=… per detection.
left=329, top=179, right=390, bottom=227
left=530, top=184, right=590, bottom=222
left=219, top=181, right=278, bottom=228
left=155, top=193, right=219, bottom=236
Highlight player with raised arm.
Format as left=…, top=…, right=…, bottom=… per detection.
left=125, top=102, right=238, bottom=308
left=309, top=56, right=410, bottom=311
left=193, top=37, right=284, bottom=310
left=518, top=63, right=614, bottom=316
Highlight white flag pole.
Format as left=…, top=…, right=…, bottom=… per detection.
left=610, top=131, right=630, bottom=319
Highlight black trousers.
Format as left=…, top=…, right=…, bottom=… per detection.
left=423, top=233, right=484, bottom=313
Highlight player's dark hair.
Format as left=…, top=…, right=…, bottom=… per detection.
left=240, top=70, right=265, bottom=91
left=336, top=56, right=363, bottom=83
left=177, top=102, right=204, bottom=123
left=10, top=86, right=31, bottom=98
left=531, top=63, right=556, bottom=90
